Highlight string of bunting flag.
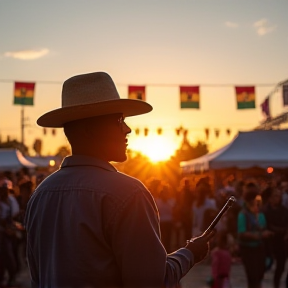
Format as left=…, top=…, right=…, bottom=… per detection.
left=3, top=79, right=288, bottom=140
left=128, top=85, right=269, bottom=110
left=2, top=79, right=287, bottom=111
left=132, top=126, right=232, bottom=140
left=130, top=126, right=231, bottom=140
left=127, top=82, right=288, bottom=112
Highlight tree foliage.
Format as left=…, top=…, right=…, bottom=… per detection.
left=55, top=145, right=71, bottom=158
left=0, top=139, right=29, bottom=155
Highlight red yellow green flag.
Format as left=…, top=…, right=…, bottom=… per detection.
left=14, top=82, right=35, bottom=106
left=235, top=86, right=255, bottom=109
left=128, top=86, right=146, bottom=101
left=180, top=86, right=200, bottom=109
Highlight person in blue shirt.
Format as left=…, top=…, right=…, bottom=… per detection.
left=237, top=182, right=273, bottom=288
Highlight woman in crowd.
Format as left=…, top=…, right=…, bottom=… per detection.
left=237, top=182, right=273, bottom=288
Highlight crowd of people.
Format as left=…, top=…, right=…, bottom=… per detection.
left=0, top=166, right=288, bottom=288
left=0, top=168, right=46, bottom=287
left=147, top=175, right=288, bottom=288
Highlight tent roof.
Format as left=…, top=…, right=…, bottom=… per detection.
left=0, top=149, right=36, bottom=171
left=181, top=130, right=288, bottom=173
left=26, top=155, right=61, bottom=168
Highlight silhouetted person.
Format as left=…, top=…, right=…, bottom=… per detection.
left=175, top=178, right=194, bottom=242
left=263, top=187, right=288, bottom=288
left=0, top=185, right=18, bottom=287
left=237, top=182, right=273, bottom=288
left=24, top=72, right=215, bottom=288
left=210, top=231, right=232, bottom=288
left=155, top=182, right=175, bottom=253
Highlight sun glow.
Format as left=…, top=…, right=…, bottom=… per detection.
left=129, top=134, right=178, bottom=163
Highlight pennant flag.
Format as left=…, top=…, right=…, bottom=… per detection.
left=204, top=128, right=209, bottom=140
left=180, top=86, right=200, bottom=109
left=235, top=86, right=255, bottom=109
left=14, top=82, right=35, bottom=106
left=128, top=86, right=146, bottom=101
left=283, top=85, right=288, bottom=106
left=260, top=97, right=270, bottom=118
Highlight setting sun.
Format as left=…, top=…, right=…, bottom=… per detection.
left=129, top=134, right=178, bottom=163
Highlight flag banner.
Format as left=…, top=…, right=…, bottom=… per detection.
left=128, top=86, right=146, bottom=101
left=283, top=85, right=288, bottom=106
left=235, top=86, right=255, bottom=109
left=180, top=86, right=200, bottom=109
left=14, top=82, right=35, bottom=105
left=204, top=128, right=209, bottom=140
left=260, top=97, right=270, bottom=118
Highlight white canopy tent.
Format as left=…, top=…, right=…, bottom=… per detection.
left=0, top=149, right=37, bottom=171
left=181, top=130, right=288, bottom=173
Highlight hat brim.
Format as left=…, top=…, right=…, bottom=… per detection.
left=37, top=99, right=152, bottom=127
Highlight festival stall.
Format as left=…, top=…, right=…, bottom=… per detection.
left=180, top=130, right=288, bottom=188
left=0, top=148, right=37, bottom=172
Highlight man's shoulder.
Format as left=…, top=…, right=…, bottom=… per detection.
left=35, top=166, right=150, bottom=201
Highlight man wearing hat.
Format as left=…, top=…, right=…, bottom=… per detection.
left=24, top=72, right=214, bottom=288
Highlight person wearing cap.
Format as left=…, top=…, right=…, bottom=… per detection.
left=24, top=72, right=215, bottom=288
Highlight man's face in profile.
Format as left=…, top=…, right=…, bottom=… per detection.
left=89, top=113, right=131, bottom=162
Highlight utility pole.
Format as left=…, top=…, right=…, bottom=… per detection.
left=21, top=106, right=25, bottom=146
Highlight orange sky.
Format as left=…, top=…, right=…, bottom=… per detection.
left=1, top=1, right=288, bottom=159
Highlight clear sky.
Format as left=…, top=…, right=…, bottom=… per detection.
left=1, top=0, right=288, bottom=159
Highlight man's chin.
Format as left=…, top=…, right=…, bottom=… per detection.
left=110, top=153, right=127, bottom=163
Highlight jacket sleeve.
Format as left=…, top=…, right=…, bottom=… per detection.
left=108, top=187, right=194, bottom=288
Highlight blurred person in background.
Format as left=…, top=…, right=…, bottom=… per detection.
left=209, top=231, right=232, bottom=288
left=237, top=182, right=273, bottom=288
left=192, top=178, right=217, bottom=237
left=154, top=182, right=175, bottom=253
left=0, top=184, right=18, bottom=287
left=280, top=177, right=288, bottom=210
left=263, top=187, right=288, bottom=288
left=174, top=178, right=194, bottom=245
left=16, top=168, right=33, bottom=217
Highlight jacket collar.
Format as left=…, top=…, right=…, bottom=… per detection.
left=61, top=155, right=117, bottom=172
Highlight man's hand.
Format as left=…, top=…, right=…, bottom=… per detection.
left=185, top=230, right=216, bottom=264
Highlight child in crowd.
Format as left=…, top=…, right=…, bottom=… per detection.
left=210, top=231, right=232, bottom=288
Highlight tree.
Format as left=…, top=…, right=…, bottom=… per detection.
left=113, top=150, right=183, bottom=190
left=175, top=139, right=208, bottom=162
left=55, top=145, right=71, bottom=158
left=0, top=138, right=29, bottom=155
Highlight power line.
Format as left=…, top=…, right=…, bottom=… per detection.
left=0, top=79, right=62, bottom=84
left=0, top=79, right=279, bottom=87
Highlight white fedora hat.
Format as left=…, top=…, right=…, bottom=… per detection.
left=37, top=72, right=153, bottom=127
